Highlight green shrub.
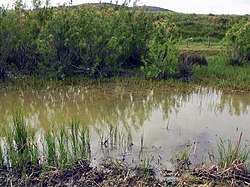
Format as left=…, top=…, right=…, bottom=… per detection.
left=222, top=20, right=250, bottom=65
left=37, top=4, right=154, bottom=78
left=141, top=18, right=180, bottom=79
left=1, top=1, right=185, bottom=80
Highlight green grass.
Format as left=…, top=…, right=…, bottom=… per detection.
left=45, top=131, right=57, bottom=166
left=218, top=132, right=249, bottom=170
left=5, top=111, right=31, bottom=171
left=0, top=144, right=3, bottom=167
left=194, top=55, right=250, bottom=91
left=70, top=119, right=91, bottom=161
left=179, top=42, right=222, bottom=56
left=57, top=128, right=68, bottom=169
left=2, top=112, right=91, bottom=175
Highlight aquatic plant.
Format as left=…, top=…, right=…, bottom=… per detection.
left=175, top=149, right=191, bottom=170
left=57, top=128, right=68, bottom=169
left=70, top=119, right=91, bottom=161
left=44, top=131, right=57, bottom=166
left=140, top=133, right=144, bottom=150
left=0, top=111, right=39, bottom=178
left=0, top=112, right=91, bottom=180
left=12, top=112, right=28, bottom=155
left=70, top=120, right=79, bottom=161
left=217, top=132, right=249, bottom=170
left=0, top=143, right=3, bottom=167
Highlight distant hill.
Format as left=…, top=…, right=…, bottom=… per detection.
left=75, top=3, right=172, bottom=12
left=136, top=6, right=172, bottom=12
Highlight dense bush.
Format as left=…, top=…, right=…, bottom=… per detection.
left=37, top=5, right=154, bottom=78
left=141, top=18, right=180, bottom=79
left=222, top=20, right=250, bottom=65
left=0, top=1, right=184, bottom=80
left=0, top=1, right=52, bottom=79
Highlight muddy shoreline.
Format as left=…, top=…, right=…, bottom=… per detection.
left=1, top=159, right=249, bottom=187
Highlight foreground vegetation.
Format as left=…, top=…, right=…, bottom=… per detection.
left=0, top=112, right=249, bottom=186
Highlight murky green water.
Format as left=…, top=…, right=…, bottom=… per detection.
left=0, top=84, right=250, bottom=168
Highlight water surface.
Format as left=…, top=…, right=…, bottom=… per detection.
left=0, top=84, right=249, bottom=169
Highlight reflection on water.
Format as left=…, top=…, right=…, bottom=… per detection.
left=0, top=84, right=250, bottom=167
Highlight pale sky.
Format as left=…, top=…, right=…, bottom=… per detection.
left=1, top=0, right=250, bottom=15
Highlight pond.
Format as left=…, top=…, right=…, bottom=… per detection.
left=0, top=83, right=250, bottom=170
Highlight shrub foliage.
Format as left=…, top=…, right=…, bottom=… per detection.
left=0, top=1, right=182, bottom=80
left=222, top=20, right=250, bottom=65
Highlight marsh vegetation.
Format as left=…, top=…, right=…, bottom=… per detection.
left=0, top=82, right=250, bottom=185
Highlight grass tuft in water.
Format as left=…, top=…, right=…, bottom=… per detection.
left=217, top=132, right=249, bottom=170
left=57, top=128, right=68, bottom=169
left=3, top=111, right=39, bottom=176
left=12, top=112, right=28, bottom=156
left=0, top=143, right=4, bottom=167
left=70, top=120, right=79, bottom=161
left=70, top=120, right=91, bottom=161
left=175, top=149, right=191, bottom=171
left=45, top=131, right=57, bottom=166
left=80, top=125, right=91, bottom=160
left=1, top=111, right=92, bottom=177
left=140, top=133, right=144, bottom=151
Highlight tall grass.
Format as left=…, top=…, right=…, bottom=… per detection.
left=44, top=121, right=91, bottom=169
left=2, top=112, right=91, bottom=174
left=45, top=131, right=57, bottom=166
left=5, top=111, right=32, bottom=171
left=70, top=119, right=91, bottom=162
left=217, top=132, right=249, bottom=170
left=79, top=124, right=91, bottom=160
left=57, top=128, right=68, bottom=168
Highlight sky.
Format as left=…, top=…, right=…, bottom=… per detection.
left=1, top=0, right=250, bottom=15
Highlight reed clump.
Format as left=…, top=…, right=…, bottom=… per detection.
left=217, top=132, right=249, bottom=172
left=1, top=112, right=91, bottom=177
left=192, top=132, right=249, bottom=185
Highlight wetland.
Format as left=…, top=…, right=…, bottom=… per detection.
left=0, top=81, right=249, bottom=173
